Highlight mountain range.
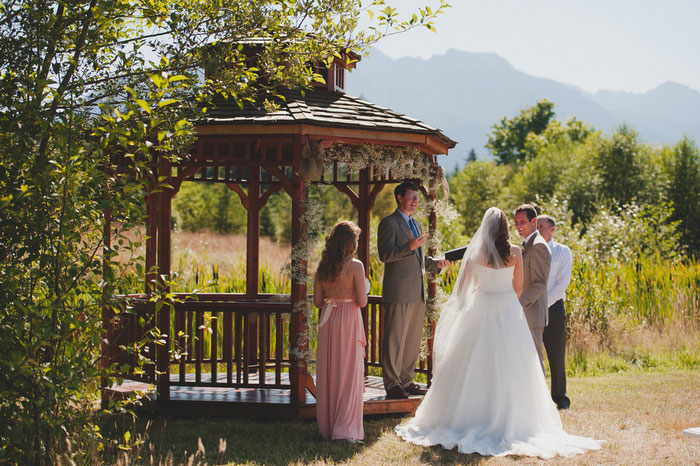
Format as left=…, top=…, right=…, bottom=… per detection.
left=346, top=49, right=700, bottom=171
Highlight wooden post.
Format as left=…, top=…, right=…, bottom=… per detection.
left=357, top=168, right=371, bottom=274
left=247, top=166, right=261, bottom=298
left=145, top=176, right=158, bottom=294
left=246, top=165, right=260, bottom=371
left=144, top=175, right=159, bottom=381
left=156, top=155, right=172, bottom=402
left=289, top=167, right=308, bottom=408
left=100, top=185, right=113, bottom=409
left=358, top=168, right=371, bottom=376
left=426, top=168, right=438, bottom=387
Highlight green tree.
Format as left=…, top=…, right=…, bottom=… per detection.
left=486, top=99, right=555, bottom=164
left=0, top=0, right=449, bottom=463
left=173, top=183, right=247, bottom=233
left=595, top=124, right=644, bottom=208
left=553, top=136, right=603, bottom=226
left=505, top=118, right=600, bottom=223
left=666, top=137, right=700, bottom=254
left=449, top=160, right=512, bottom=235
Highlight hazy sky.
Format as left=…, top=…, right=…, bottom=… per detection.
left=367, top=0, right=700, bottom=94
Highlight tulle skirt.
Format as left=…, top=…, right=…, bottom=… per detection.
left=395, top=289, right=603, bottom=458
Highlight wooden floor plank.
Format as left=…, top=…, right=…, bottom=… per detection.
left=102, top=374, right=424, bottom=418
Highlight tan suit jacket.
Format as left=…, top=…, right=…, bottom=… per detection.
left=377, top=210, right=440, bottom=303
left=519, top=231, right=552, bottom=329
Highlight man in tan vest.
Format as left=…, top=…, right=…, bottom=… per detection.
left=514, top=204, right=551, bottom=375
left=378, top=182, right=450, bottom=399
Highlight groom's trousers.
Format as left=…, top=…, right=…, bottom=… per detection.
left=382, top=301, right=425, bottom=391
left=543, top=299, right=570, bottom=409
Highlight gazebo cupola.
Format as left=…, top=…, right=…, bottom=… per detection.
left=311, top=51, right=359, bottom=93
left=103, top=38, right=456, bottom=419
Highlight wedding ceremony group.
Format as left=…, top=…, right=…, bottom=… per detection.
left=314, top=182, right=603, bottom=458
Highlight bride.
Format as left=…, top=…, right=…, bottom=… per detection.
left=395, top=207, right=603, bottom=458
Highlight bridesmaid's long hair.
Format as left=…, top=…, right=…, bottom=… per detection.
left=492, top=209, right=512, bottom=265
left=316, top=221, right=361, bottom=282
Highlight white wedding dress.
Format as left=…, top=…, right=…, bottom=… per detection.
left=395, top=264, right=603, bottom=458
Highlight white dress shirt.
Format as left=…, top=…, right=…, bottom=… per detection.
left=546, top=239, right=572, bottom=307
left=523, top=230, right=537, bottom=246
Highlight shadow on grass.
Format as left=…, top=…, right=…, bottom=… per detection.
left=101, top=412, right=506, bottom=465
left=101, top=413, right=397, bottom=465
left=418, top=446, right=486, bottom=465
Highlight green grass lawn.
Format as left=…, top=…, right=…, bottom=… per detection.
left=104, top=369, right=700, bottom=466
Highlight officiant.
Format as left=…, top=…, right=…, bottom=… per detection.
left=377, top=182, right=450, bottom=399
left=537, top=214, right=572, bottom=410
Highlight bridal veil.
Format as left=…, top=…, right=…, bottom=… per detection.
left=433, top=207, right=508, bottom=374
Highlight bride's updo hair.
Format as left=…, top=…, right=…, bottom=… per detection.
left=491, top=209, right=512, bottom=265
left=316, top=221, right=361, bottom=282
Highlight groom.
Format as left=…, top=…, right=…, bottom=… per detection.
left=514, top=204, right=551, bottom=374
left=378, top=182, right=450, bottom=399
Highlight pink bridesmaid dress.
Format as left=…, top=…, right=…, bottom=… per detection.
left=314, top=258, right=368, bottom=440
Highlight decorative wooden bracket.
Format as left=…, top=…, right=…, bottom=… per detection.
left=170, top=166, right=202, bottom=196
left=264, top=166, right=293, bottom=196
left=367, top=183, right=385, bottom=211
left=334, top=184, right=359, bottom=209
left=305, top=371, right=317, bottom=398
left=259, top=185, right=283, bottom=210
left=226, top=183, right=249, bottom=210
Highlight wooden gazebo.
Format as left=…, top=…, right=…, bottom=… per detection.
left=102, top=51, right=456, bottom=419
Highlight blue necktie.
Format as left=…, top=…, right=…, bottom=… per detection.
left=409, top=217, right=419, bottom=238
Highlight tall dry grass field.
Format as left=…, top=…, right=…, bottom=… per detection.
left=172, top=230, right=291, bottom=278
left=114, top=228, right=700, bottom=373
left=114, top=228, right=292, bottom=292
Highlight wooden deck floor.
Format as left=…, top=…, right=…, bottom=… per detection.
left=103, top=373, right=424, bottom=419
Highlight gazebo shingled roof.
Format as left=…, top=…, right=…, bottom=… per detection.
left=199, top=88, right=455, bottom=148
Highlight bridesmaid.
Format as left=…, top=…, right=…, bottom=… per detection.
left=314, top=221, right=368, bottom=443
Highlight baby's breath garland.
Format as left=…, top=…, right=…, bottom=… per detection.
left=416, top=197, right=461, bottom=359
left=323, top=143, right=430, bottom=180
left=291, top=142, right=454, bottom=366
left=289, top=197, right=325, bottom=367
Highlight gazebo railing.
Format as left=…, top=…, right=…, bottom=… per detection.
left=106, top=294, right=431, bottom=395
left=168, top=297, right=292, bottom=389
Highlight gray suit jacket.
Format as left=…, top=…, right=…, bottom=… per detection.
left=519, top=231, right=552, bottom=328
left=378, top=210, right=440, bottom=303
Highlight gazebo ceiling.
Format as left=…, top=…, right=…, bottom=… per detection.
left=195, top=88, right=456, bottom=155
